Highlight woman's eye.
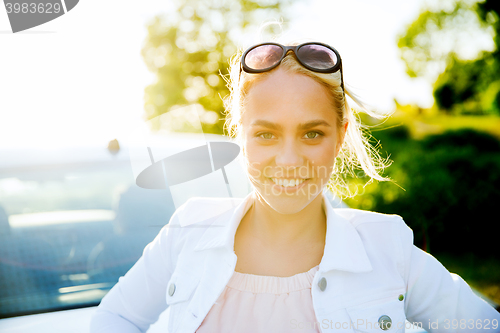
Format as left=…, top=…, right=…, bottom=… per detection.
left=258, top=133, right=274, bottom=140
left=304, top=131, right=322, bottom=139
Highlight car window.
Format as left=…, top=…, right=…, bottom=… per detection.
left=0, top=150, right=175, bottom=318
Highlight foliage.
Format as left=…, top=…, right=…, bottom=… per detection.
left=141, top=0, right=293, bottom=135
left=433, top=52, right=500, bottom=114
left=398, top=0, right=500, bottom=115
left=398, top=0, right=493, bottom=78
left=346, top=126, right=500, bottom=258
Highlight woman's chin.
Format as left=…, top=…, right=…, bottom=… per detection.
left=253, top=181, right=322, bottom=214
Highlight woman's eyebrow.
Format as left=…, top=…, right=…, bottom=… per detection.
left=299, top=120, right=332, bottom=130
left=251, top=119, right=332, bottom=130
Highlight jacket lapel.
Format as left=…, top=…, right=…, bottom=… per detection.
left=192, top=191, right=253, bottom=253
left=319, top=197, right=373, bottom=273
left=181, top=193, right=253, bottom=332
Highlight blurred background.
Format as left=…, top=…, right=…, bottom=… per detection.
left=1, top=0, right=499, bottom=319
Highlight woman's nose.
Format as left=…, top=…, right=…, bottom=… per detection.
left=275, top=139, right=304, bottom=168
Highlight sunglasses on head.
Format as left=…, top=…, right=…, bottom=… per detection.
left=239, top=42, right=344, bottom=95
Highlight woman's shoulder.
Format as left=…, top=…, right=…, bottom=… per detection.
left=332, top=208, right=415, bottom=269
left=173, top=196, right=244, bottom=227
left=332, top=207, right=413, bottom=243
left=333, top=207, right=405, bottom=226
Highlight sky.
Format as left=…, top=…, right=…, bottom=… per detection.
left=0, top=0, right=455, bottom=149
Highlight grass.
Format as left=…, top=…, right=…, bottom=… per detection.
left=379, top=111, right=500, bottom=140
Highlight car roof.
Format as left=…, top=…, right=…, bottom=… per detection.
left=0, top=133, right=232, bottom=170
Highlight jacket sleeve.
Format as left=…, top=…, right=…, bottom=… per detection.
left=399, top=220, right=500, bottom=332
left=89, top=203, right=184, bottom=333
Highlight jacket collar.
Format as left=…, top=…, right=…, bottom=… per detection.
left=193, top=190, right=373, bottom=273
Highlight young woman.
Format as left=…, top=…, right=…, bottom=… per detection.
left=90, top=42, right=500, bottom=333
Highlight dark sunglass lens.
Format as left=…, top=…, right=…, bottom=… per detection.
left=297, top=44, right=338, bottom=70
left=245, top=45, right=283, bottom=70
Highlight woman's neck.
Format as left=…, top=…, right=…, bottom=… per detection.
left=246, top=191, right=327, bottom=248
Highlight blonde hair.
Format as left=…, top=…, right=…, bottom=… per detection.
left=222, top=44, right=392, bottom=199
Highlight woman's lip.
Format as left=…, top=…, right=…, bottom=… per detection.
left=268, top=178, right=310, bottom=191
left=270, top=178, right=309, bottom=180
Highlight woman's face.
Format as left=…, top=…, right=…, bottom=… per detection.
left=241, top=68, right=346, bottom=214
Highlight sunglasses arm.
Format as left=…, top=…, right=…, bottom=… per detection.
left=340, top=63, right=345, bottom=98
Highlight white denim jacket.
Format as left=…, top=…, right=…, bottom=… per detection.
left=90, top=191, right=500, bottom=333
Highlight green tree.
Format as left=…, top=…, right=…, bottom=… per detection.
left=398, top=0, right=500, bottom=114
left=141, top=0, right=294, bottom=135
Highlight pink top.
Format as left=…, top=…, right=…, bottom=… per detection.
left=196, top=264, right=321, bottom=333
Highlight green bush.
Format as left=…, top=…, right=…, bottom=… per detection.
left=349, top=128, right=500, bottom=257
